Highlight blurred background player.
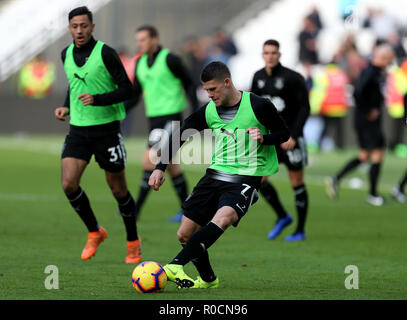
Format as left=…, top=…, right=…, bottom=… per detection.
left=125, top=25, right=199, bottom=223
left=250, top=39, right=310, bottom=241
left=325, top=44, right=395, bottom=206
left=390, top=93, right=407, bottom=203
left=385, top=59, right=407, bottom=156
left=149, top=61, right=289, bottom=288
left=54, top=6, right=141, bottom=263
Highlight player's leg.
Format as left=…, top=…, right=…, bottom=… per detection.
left=176, top=216, right=217, bottom=287
left=325, top=149, right=368, bottom=200
left=133, top=148, right=155, bottom=220
left=105, top=169, right=141, bottom=263
left=94, top=131, right=141, bottom=263
left=366, top=148, right=385, bottom=206
left=164, top=216, right=203, bottom=287
left=261, top=146, right=294, bottom=239
left=166, top=208, right=232, bottom=288
left=391, top=167, right=407, bottom=203
left=167, top=162, right=188, bottom=222
left=261, top=176, right=293, bottom=240
left=285, top=169, right=308, bottom=241
left=62, top=157, right=99, bottom=231
left=62, top=157, right=107, bottom=260
left=335, top=117, right=345, bottom=150
left=260, top=176, right=289, bottom=219
left=164, top=175, right=221, bottom=288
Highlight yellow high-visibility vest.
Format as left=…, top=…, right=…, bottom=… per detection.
left=18, top=59, right=55, bottom=99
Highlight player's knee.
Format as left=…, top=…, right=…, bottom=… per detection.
left=212, top=211, right=237, bottom=229
left=177, top=230, right=191, bottom=243
left=358, top=152, right=369, bottom=162
left=62, top=179, right=79, bottom=195
left=112, top=189, right=127, bottom=200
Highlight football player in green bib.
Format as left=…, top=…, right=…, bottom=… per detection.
left=125, top=25, right=199, bottom=223
left=149, top=61, right=290, bottom=288
left=54, top=6, right=141, bottom=264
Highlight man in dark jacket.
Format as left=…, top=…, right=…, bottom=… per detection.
left=326, top=44, right=394, bottom=206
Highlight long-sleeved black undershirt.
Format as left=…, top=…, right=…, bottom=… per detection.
left=250, top=63, right=310, bottom=140
left=61, top=37, right=132, bottom=107
left=124, top=46, right=199, bottom=113
left=156, top=92, right=290, bottom=172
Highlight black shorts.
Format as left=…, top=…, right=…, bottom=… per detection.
left=182, top=170, right=260, bottom=227
left=355, top=120, right=385, bottom=150
left=148, top=113, right=183, bottom=148
left=276, top=136, right=308, bottom=171
left=61, top=121, right=126, bottom=173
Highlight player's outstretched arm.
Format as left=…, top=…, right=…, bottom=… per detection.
left=55, top=107, right=69, bottom=121
left=148, top=169, right=166, bottom=191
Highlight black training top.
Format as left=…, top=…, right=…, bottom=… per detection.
left=353, top=63, right=385, bottom=115
left=124, top=46, right=199, bottom=114
left=156, top=92, right=290, bottom=172
left=61, top=37, right=133, bottom=107
left=250, top=63, right=310, bottom=140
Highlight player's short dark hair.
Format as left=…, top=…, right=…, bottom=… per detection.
left=136, top=25, right=159, bottom=38
left=263, top=39, right=280, bottom=49
left=200, top=61, right=231, bottom=83
left=69, top=6, right=93, bottom=23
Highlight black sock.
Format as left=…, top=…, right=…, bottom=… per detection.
left=181, top=243, right=216, bottom=283
left=135, top=170, right=153, bottom=219
left=170, top=222, right=224, bottom=266
left=294, top=184, right=308, bottom=234
left=336, top=158, right=362, bottom=181
left=399, top=169, right=407, bottom=191
left=369, top=163, right=381, bottom=196
left=66, top=187, right=99, bottom=232
left=259, top=181, right=287, bottom=219
left=171, top=173, right=188, bottom=204
left=117, top=192, right=139, bottom=241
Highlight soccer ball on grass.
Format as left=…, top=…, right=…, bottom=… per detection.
left=131, top=261, right=167, bottom=293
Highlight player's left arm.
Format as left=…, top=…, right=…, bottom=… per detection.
left=150, top=105, right=209, bottom=191
left=289, top=73, right=310, bottom=140
left=250, top=94, right=290, bottom=145
left=80, top=45, right=133, bottom=106
left=167, top=53, right=199, bottom=111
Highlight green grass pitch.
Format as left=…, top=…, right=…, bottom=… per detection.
left=0, top=135, right=406, bottom=300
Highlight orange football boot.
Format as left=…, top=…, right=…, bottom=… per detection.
left=81, top=226, right=107, bottom=260
left=125, top=238, right=142, bottom=264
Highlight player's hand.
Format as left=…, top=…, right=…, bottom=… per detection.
left=280, top=136, right=296, bottom=150
left=54, top=107, right=69, bottom=121
left=148, top=169, right=165, bottom=191
left=367, top=108, right=380, bottom=121
left=245, top=127, right=264, bottom=144
left=78, top=93, right=94, bottom=106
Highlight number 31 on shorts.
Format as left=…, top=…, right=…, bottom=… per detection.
left=108, top=142, right=126, bottom=163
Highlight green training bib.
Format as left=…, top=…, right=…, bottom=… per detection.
left=205, top=91, right=279, bottom=176
left=136, top=49, right=187, bottom=117
left=64, top=41, right=125, bottom=126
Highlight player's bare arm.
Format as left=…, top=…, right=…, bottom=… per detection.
left=55, top=107, right=70, bottom=121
